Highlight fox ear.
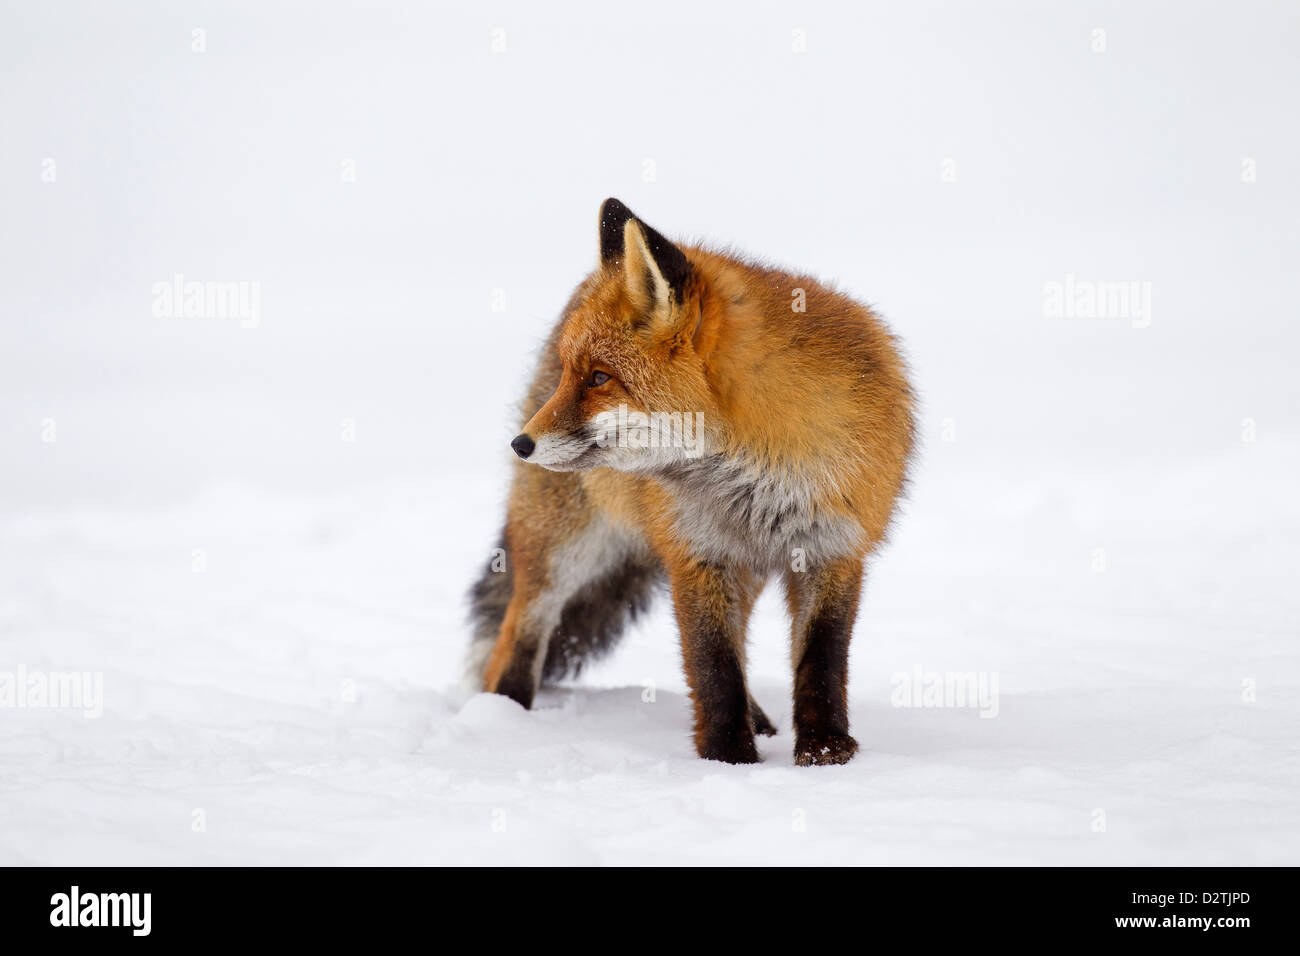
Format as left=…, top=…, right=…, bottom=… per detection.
left=621, top=227, right=692, bottom=334
left=597, top=198, right=692, bottom=332
left=599, top=197, right=636, bottom=265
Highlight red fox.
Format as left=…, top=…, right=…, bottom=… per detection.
left=468, top=199, right=915, bottom=765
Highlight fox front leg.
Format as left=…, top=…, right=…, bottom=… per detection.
left=668, top=560, right=763, bottom=764
left=784, top=556, right=865, bottom=766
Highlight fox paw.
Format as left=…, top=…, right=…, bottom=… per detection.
left=794, top=733, right=858, bottom=766
left=750, top=702, right=778, bottom=737
left=698, top=730, right=760, bottom=765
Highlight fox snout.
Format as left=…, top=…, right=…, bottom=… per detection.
left=509, top=423, right=598, bottom=471
left=510, top=433, right=535, bottom=459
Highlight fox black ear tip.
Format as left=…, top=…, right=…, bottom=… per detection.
left=599, top=199, right=638, bottom=263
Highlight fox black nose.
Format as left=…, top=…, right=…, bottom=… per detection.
left=511, top=434, right=535, bottom=459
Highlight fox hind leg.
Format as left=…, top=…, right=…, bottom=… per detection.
left=749, top=695, right=778, bottom=737
left=481, top=516, right=646, bottom=709
left=465, top=531, right=513, bottom=691
left=483, top=589, right=550, bottom=708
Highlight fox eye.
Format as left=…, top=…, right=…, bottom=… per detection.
left=590, top=370, right=611, bottom=387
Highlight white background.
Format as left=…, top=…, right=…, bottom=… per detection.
left=1, top=1, right=1297, bottom=864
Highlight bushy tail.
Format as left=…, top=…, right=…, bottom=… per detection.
left=540, top=553, right=661, bottom=682
left=463, top=529, right=662, bottom=689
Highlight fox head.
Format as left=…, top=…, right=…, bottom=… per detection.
left=512, top=199, right=716, bottom=472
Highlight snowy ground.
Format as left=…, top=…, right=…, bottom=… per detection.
left=2, top=2, right=1298, bottom=865
left=3, top=444, right=1297, bottom=866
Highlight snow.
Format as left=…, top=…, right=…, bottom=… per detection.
left=3, top=449, right=1297, bottom=865
left=2, top=1, right=1299, bottom=865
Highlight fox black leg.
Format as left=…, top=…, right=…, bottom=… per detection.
left=749, top=695, right=778, bottom=737
left=784, top=557, right=864, bottom=766
left=670, top=560, right=763, bottom=764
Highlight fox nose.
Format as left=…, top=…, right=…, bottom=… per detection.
left=510, top=433, right=535, bottom=459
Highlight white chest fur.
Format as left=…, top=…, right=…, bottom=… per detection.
left=655, top=455, right=864, bottom=572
